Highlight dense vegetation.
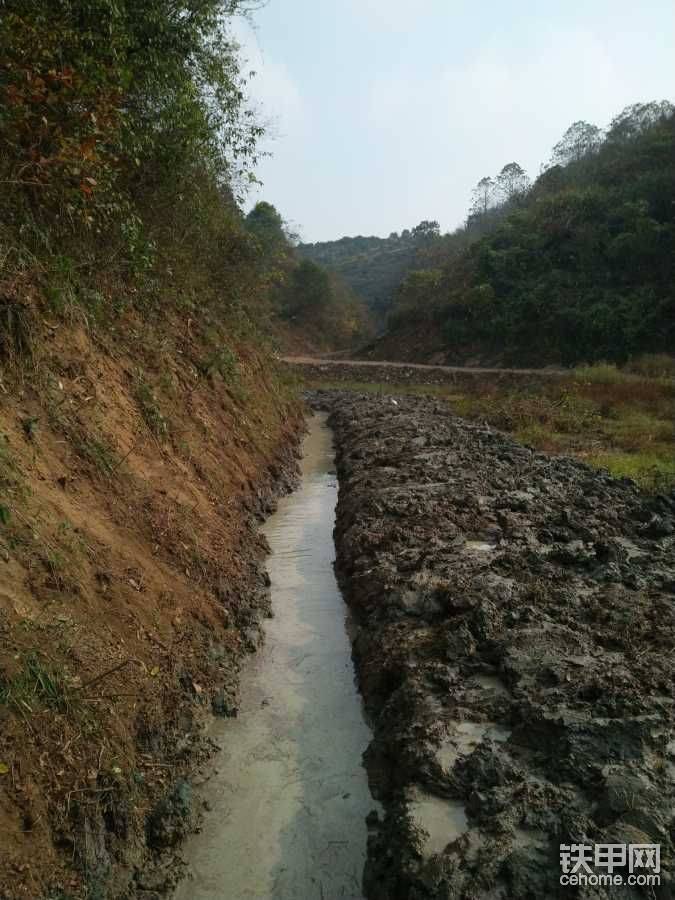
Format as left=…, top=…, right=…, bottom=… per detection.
left=387, top=101, right=675, bottom=365
left=297, top=221, right=441, bottom=325
left=246, top=201, right=373, bottom=349
left=0, top=1, right=365, bottom=360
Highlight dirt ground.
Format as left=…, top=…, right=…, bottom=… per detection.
left=317, top=390, right=674, bottom=899
left=0, top=311, right=303, bottom=899
left=283, top=357, right=565, bottom=388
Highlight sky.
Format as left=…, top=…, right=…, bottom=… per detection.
left=232, top=0, right=674, bottom=243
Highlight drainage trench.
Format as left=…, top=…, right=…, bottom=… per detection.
left=174, top=413, right=374, bottom=900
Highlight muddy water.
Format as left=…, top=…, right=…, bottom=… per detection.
left=174, top=414, right=373, bottom=900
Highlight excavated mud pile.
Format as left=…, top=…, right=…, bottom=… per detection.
left=325, top=391, right=675, bottom=899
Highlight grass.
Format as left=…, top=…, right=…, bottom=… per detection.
left=305, top=362, right=675, bottom=493
left=199, top=344, right=242, bottom=384
left=574, top=362, right=638, bottom=384
left=134, top=377, right=170, bottom=438
left=0, top=651, right=73, bottom=714
left=0, top=434, right=21, bottom=483
left=74, top=436, right=118, bottom=476
left=0, top=435, right=28, bottom=530
left=42, top=374, right=120, bottom=477
left=585, top=450, right=675, bottom=493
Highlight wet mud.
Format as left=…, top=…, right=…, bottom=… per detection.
left=319, top=391, right=675, bottom=899
left=173, top=414, right=374, bottom=900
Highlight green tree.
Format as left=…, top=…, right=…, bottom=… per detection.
left=550, top=120, right=602, bottom=166
left=469, top=177, right=496, bottom=217
left=246, top=202, right=287, bottom=254
left=411, top=220, right=441, bottom=242
left=284, top=260, right=332, bottom=318
left=496, top=162, right=531, bottom=202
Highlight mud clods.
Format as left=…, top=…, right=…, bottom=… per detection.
left=321, top=391, right=674, bottom=899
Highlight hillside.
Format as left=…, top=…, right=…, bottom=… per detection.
left=367, top=102, right=675, bottom=366
left=297, top=221, right=440, bottom=325
left=245, top=202, right=374, bottom=353
left=0, top=3, right=308, bottom=896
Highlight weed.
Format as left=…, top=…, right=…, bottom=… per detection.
left=121, top=214, right=156, bottom=275
left=75, top=436, right=118, bottom=476
left=0, top=437, right=26, bottom=532
left=158, top=370, right=178, bottom=398
left=303, top=371, right=675, bottom=493
left=0, top=652, right=73, bottom=714
left=626, top=353, right=675, bottom=379
left=134, top=378, right=169, bottom=438
left=0, top=435, right=20, bottom=488
left=201, top=345, right=240, bottom=381
left=574, top=363, right=637, bottom=384
left=586, top=450, right=675, bottom=492
left=44, top=255, right=78, bottom=318
left=0, top=297, right=35, bottom=362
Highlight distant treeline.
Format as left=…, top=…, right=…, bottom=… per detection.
left=297, top=221, right=440, bottom=325
left=303, top=101, right=675, bottom=365
left=245, top=202, right=374, bottom=349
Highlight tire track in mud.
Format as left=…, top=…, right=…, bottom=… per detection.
left=318, top=391, right=674, bottom=899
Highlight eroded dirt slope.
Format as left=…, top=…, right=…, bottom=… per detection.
left=323, top=391, right=674, bottom=899
left=0, top=313, right=302, bottom=899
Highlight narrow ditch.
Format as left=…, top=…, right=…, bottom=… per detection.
left=173, top=391, right=674, bottom=899
left=174, top=413, right=375, bottom=899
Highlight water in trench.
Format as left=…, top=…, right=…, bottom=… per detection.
left=174, top=413, right=374, bottom=900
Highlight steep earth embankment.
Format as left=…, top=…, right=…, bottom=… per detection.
left=0, top=312, right=303, bottom=899
left=322, top=391, right=674, bottom=898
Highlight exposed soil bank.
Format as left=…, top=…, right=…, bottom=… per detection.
left=0, top=317, right=303, bottom=899
left=173, top=414, right=374, bottom=899
left=319, top=390, right=675, bottom=899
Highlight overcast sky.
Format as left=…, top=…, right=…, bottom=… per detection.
left=232, top=0, right=674, bottom=242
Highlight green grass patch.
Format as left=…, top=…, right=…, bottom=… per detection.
left=65, top=433, right=118, bottom=477
left=600, top=409, right=674, bottom=449
left=199, top=345, right=240, bottom=382
left=573, top=362, right=639, bottom=384
left=0, top=652, right=73, bottom=714
left=134, top=377, right=170, bottom=438
left=586, top=450, right=675, bottom=492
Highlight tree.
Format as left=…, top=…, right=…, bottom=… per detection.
left=0, top=0, right=265, bottom=220
left=607, top=101, right=675, bottom=143
left=411, top=220, right=441, bottom=242
left=246, top=202, right=286, bottom=253
left=469, top=177, right=496, bottom=217
left=283, top=260, right=332, bottom=318
left=550, top=121, right=602, bottom=166
left=390, top=269, right=443, bottom=326
left=496, top=162, right=531, bottom=202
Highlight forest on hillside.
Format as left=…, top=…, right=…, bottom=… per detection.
left=245, top=202, right=373, bottom=350
left=306, top=101, right=675, bottom=365
left=388, top=100, right=675, bottom=365
left=0, top=2, right=368, bottom=356
left=298, top=221, right=440, bottom=325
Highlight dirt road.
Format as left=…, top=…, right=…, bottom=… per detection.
left=284, top=356, right=567, bottom=376
left=283, top=356, right=567, bottom=387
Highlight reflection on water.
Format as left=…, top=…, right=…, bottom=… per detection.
left=174, top=414, right=373, bottom=900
